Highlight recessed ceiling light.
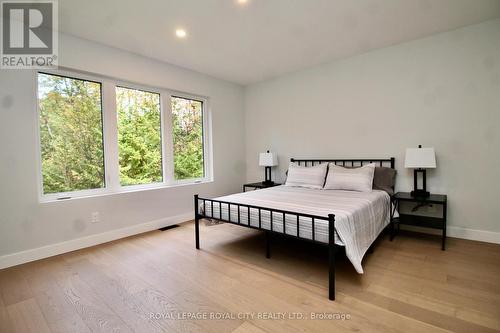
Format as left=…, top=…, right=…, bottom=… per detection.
left=237, top=0, right=248, bottom=5
left=175, top=29, right=187, bottom=38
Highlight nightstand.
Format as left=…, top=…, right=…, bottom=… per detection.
left=243, top=182, right=282, bottom=192
left=392, top=192, right=448, bottom=250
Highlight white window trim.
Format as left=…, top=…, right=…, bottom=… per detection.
left=35, top=68, right=213, bottom=203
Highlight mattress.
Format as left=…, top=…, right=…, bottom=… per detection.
left=199, top=185, right=391, bottom=274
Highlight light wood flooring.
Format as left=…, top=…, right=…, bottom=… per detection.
left=0, top=221, right=499, bottom=333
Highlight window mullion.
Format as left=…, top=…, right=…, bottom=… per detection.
left=102, top=80, right=120, bottom=191
left=162, top=93, right=174, bottom=184
left=203, top=100, right=213, bottom=182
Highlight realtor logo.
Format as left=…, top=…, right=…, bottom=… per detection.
left=1, top=0, right=58, bottom=68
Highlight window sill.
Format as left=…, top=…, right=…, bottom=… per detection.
left=39, top=179, right=214, bottom=204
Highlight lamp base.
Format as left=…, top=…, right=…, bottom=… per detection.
left=412, top=169, right=430, bottom=198
left=263, top=166, right=274, bottom=186
left=410, top=190, right=430, bottom=198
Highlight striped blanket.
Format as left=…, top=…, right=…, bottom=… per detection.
left=200, top=185, right=391, bottom=273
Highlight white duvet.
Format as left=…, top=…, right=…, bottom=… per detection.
left=200, top=185, right=391, bottom=273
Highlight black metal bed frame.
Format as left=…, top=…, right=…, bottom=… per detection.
left=194, top=157, right=395, bottom=301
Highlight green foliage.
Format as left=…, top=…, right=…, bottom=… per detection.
left=38, top=74, right=205, bottom=195
left=116, top=87, right=162, bottom=186
left=38, top=73, right=105, bottom=194
left=172, top=97, right=204, bottom=180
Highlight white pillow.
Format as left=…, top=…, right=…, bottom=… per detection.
left=323, top=163, right=375, bottom=192
left=285, top=162, right=328, bottom=189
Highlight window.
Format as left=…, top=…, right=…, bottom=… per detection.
left=116, top=87, right=163, bottom=186
left=37, top=73, right=105, bottom=194
left=36, top=70, right=211, bottom=201
left=171, top=96, right=204, bottom=180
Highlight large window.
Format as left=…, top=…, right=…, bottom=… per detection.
left=38, top=73, right=105, bottom=194
left=36, top=70, right=211, bottom=201
left=116, top=87, right=163, bottom=186
left=172, top=96, right=204, bottom=180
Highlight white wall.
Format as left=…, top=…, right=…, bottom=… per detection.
left=244, top=20, right=500, bottom=236
left=1, top=19, right=499, bottom=266
left=0, top=34, right=246, bottom=263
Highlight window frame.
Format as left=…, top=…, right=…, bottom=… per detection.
left=35, top=68, right=213, bottom=203
left=115, top=84, right=165, bottom=188
left=170, top=95, right=207, bottom=184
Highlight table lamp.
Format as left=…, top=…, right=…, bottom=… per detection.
left=259, top=150, right=278, bottom=185
left=404, top=145, right=436, bottom=197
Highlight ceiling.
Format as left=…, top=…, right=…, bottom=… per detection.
left=59, top=0, right=500, bottom=85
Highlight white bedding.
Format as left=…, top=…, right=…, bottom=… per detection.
left=199, top=185, right=391, bottom=274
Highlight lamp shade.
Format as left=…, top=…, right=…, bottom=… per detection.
left=259, top=152, right=278, bottom=167
left=404, top=147, right=436, bottom=169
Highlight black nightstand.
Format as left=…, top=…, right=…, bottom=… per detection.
left=392, top=192, right=448, bottom=250
left=243, top=182, right=282, bottom=192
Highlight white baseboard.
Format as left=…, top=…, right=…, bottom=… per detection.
left=447, top=226, right=500, bottom=244
left=0, top=212, right=194, bottom=270
left=399, top=225, right=500, bottom=244
left=2, top=214, right=499, bottom=270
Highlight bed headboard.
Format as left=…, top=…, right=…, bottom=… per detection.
left=290, top=157, right=395, bottom=169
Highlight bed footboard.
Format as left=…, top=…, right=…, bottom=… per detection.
left=193, top=194, right=337, bottom=300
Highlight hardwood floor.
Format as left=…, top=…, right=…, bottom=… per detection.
left=1, top=221, right=499, bottom=333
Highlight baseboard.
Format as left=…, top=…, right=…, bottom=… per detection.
left=399, top=225, right=500, bottom=244
left=447, top=226, right=500, bottom=244
left=0, top=211, right=194, bottom=270
left=2, top=214, right=499, bottom=270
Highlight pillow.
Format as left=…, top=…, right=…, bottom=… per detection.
left=373, top=166, right=396, bottom=195
left=285, top=162, right=328, bottom=189
left=323, top=163, right=375, bottom=192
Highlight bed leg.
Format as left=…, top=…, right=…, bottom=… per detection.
left=390, top=221, right=395, bottom=241
left=328, top=214, right=336, bottom=301
left=194, top=194, right=200, bottom=250
left=390, top=197, right=396, bottom=241
left=265, top=231, right=271, bottom=259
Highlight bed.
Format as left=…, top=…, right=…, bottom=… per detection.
left=194, top=158, right=396, bottom=300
